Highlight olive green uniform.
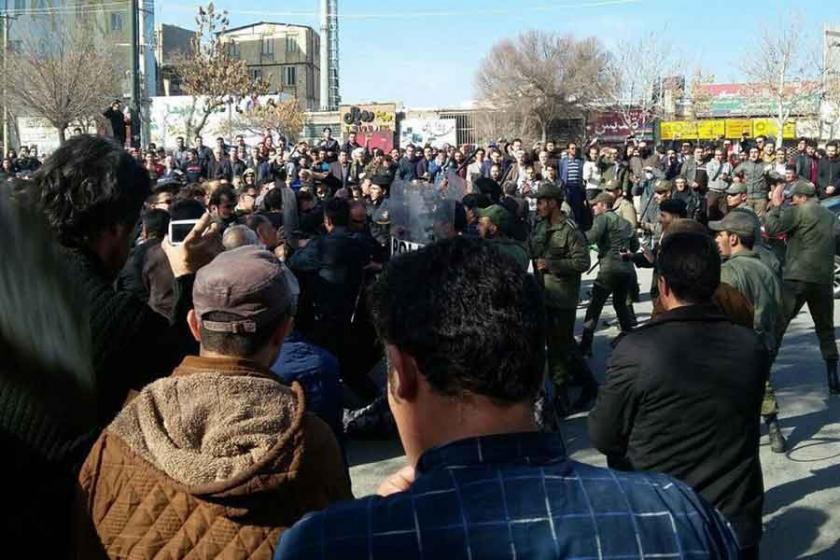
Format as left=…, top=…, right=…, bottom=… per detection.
left=582, top=211, right=640, bottom=345
left=491, top=238, right=531, bottom=272
left=530, top=215, right=592, bottom=387
left=721, top=250, right=785, bottom=416
left=764, top=200, right=839, bottom=363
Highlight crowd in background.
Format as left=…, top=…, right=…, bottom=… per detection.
left=2, top=117, right=840, bottom=558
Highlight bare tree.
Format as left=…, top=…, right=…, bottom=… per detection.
left=475, top=31, right=613, bottom=143
left=740, top=16, right=822, bottom=140
left=4, top=29, right=119, bottom=143
left=236, top=97, right=305, bottom=141
left=598, top=32, right=685, bottom=138
left=176, top=3, right=269, bottom=139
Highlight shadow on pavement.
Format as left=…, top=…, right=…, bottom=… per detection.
left=763, top=463, right=840, bottom=518
left=762, top=506, right=840, bottom=559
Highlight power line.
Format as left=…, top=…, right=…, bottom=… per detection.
left=0, top=0, right=154, bottom=17
left=161, top=0, right=640, bottom=22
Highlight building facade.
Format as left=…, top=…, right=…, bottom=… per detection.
left=4, top=0, right=156, bottom=101
left=219, top=22, right=320, bottom=111
left=155, top=23, right=194, bottom=96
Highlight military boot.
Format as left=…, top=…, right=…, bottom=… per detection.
left=765, top=416, right=787, bottom=454
left=827, top=361, right=840, bottom=395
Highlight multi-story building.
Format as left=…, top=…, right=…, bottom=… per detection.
left=154, top=23, right=194, bottom=96
left=3, top=0, right=156, bottom=101
left=219, top=22, right=320, bottom=111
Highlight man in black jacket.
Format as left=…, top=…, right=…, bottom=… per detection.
left=817, top=141, right=840, bottom=199
left=288, top=196, right=376, bottom=399
left=588, top=230, right=769, bottom=558
left=102, top=100, right=126, bottom=146
left=33, top=135, right=222, bottom=425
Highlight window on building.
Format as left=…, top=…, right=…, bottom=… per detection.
left=261, top=38, right=274, bottom=57
left=285, top=34, right=298, bottom=55
left=14, top=0, right=25, bottom=12
left=228, top=41, right=240, bottom=59
left=283, top=66, right=296, bottom=87
left=251, top=68, right=263, bottom=82
left=110, top=12, right=123, bottom=32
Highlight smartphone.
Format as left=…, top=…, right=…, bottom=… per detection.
left=168, top=219, right=199, bottom=246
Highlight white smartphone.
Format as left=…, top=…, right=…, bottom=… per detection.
left=168, top=219, right=200, bottom=246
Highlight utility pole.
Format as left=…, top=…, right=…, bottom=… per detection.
left=129, top=0, right=141, bottom=148
left=1, top=12, right=16, bottom=155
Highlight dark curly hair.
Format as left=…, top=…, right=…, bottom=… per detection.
left=368, top=236, right=545, bottom=405
left=33, top=135, right=150, bottom=247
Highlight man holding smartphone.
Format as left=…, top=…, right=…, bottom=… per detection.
left=34, top=135, right=223, bottom=425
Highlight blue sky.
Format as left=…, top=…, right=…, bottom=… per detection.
left=158, top=0, right=840, bottom=108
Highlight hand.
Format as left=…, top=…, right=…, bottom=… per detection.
left=770, top=185, right=784, bottom=208
left=827, top=186, right=836, bottom=196
left=161, top=213, right=223, bottom=277
left=536, top=258, right=548, bottom=271
left=642, top=246, right=654, bottom=264
left=377, top=465, right=416, bottom=497
left=273, top=243, right=288, bottom=261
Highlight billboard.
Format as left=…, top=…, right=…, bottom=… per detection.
left=338, top=102, right=397, bottom=152
left=585, top=109, right=655, bottom=143
left=694, top=83, right=821, bottom=118
left=660, top=118, right=797, bottom=140
left=398, top=118, right=457, bottom=148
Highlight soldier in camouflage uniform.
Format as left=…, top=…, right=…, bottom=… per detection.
left=710, top=211, right=787, bottom=452
left=530, top=182, right=597, bottom=413
left=580, top=192, right=640, bottom=358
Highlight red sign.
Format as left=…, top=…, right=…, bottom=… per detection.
left=586, top=110, right=654, bottom=143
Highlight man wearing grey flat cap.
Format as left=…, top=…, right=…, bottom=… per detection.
left=77, top=245, right=351, bottom=559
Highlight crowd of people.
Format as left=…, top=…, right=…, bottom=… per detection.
left=1, top=118, right=839, bottom=559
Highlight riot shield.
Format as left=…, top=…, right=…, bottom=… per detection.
left=386, top=169, right=464, bottom=256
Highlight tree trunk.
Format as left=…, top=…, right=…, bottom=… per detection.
left=193, top=105, right=214, bottom=138
left=185, top=98, right=197, bottom=140
left=57, top=126, right=66, bottom=144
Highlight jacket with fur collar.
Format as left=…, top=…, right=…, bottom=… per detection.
left=76, top=355, right=351, bottom=559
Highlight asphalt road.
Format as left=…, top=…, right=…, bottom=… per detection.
left=346, top=267, right=840, bottom=559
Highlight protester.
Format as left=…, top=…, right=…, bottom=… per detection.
left=589, top=230, right=768, bottom=557
left=274, top=236, right=739, bottom=559
left=76, top=246, right=351, bottom=558
left=0, top=192, right=98, bottom=557
left=32, top=135, right=221, bottom=424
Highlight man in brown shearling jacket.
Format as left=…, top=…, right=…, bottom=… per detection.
left=76, top=246, right=352, bottom=559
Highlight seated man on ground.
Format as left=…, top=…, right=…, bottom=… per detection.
left=77, top=246, right=351, bottom=559
left=276, top=236, right=739, bottom=559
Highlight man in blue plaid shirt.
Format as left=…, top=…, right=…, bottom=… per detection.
left=276, top=237, right=740, bottom=559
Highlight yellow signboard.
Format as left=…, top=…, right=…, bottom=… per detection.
left=662, top=118, right=798, bottom=141
left=660, top=121, right=699, bottom=141
left=697, top=120, right=726, bottom=139
left=725, top=119, right=753, bottom=138
left=751, top=118, right=796, bottom=140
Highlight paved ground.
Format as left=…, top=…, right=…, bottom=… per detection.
left=346, top=268, right=840, bottom=559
